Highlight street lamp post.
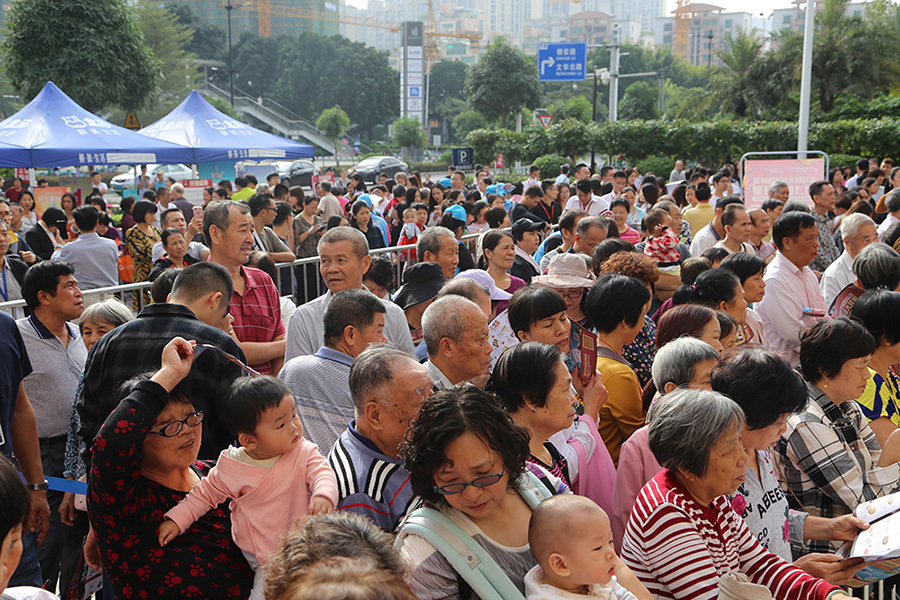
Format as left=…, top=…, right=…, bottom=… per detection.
left=706, top=30, right=714, bottom=81
left=225, top=0, right=235, bottom=107
left=591, top=66, right=599, bottom=172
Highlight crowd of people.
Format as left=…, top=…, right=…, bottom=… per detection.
left=2, top=156, right=900, bottom=600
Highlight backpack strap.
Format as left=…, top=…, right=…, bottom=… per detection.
left=396, top=507, right=525, bottom=600
left=518, top=464, right=563, bottom=509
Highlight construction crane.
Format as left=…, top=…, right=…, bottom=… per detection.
left=673, top=0, right=691, bottom=63
left=222, top=0, right=481, bottom=70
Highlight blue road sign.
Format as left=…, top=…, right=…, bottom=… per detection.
left=452, top=147, right=474, bottom=171
left=537, top=43, right=587, bottom=82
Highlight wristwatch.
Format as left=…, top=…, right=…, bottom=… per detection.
left=26, top=480, right=49, bottom=491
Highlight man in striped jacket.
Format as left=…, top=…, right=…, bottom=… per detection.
left=328, top=346, right=433, bottom=531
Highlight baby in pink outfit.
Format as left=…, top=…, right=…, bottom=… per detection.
left=159, top=376, right=338, bottom=599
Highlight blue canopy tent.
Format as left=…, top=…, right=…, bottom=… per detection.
left=140, top=91, right=314, bottom=163
left=0, top=82, right=195, bottom=167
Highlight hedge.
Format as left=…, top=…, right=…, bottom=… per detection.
left=465, top=118, right=900, bottom=169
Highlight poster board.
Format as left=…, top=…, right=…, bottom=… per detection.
left=34, top=187, right=70, bottom=214
left=742, top=158, right=826, bottom=209
left=179, top=179, right=213, bottom=204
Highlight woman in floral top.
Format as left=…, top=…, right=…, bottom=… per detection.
left=88, top=338, right=253, bottom=599
left=124, top=200, right=161, bottom=310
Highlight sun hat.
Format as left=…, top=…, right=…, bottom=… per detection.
left=531, top=252, right=595, bottom=288
left=394, top=262, right=447, bottom=310
left=454, top=269, right=513, bottom=301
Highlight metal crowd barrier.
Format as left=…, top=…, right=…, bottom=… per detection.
left=0, top=231, right=485, bottom=315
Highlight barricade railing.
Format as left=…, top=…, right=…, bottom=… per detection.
left=0, top=231, right=485, bottom=314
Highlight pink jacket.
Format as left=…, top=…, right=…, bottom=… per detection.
left=610, top=425, right=662, bottom=551
left=165, top=438, right=338, bottom=564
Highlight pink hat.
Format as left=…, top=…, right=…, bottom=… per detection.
left=532, top=253, right=595, bottom=288
left=453, top=269, right=513, bottom=301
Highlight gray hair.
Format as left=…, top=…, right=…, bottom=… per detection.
left=421, top=295, right=481, bottom=357
left=171, top=183, right=184, bottom=194
left=348, top=345, right=413, bottom=413
left=853, top=242, right=900, bottom=290
left=78, top=298, right=134, bottom=332
left=651, top=338, right=719, bottom=393
left=437, top=277, right=489, bottom=303
left=885, top=189, right=900, bottom=213
left=203, top=200, right=249, bottom=246
left=317, top=226, right=369, bottom=258
left=576, top=215, right=607, bottom=235
left=768, top=181, right=788, bottom=196
left=417, top=226, right=455, bottom=259
left=840, top=213, right=875, bottom=240
left=647, top=388, right=745, bottom=477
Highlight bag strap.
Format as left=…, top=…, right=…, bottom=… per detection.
left=397, top=507, right=525, bottom=600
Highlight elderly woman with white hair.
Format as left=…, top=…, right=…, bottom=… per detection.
left=820, top=213, right=878, bottom=308
left=611, top=337, right=719, bottom=549
left=621, top=389, right=853, bottom=600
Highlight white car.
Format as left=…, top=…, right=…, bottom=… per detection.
left=110, top=164, right=193, bottom=190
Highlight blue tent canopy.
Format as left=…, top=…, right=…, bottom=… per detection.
left=140, top=91, right=314, bottom=163
left=0, top=82, right=195, bottom=167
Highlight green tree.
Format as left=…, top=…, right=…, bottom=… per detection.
left=1, top=0, right=159, bottom=112
left=232, top=33, right=287, bottom=99
left=169, top=3, right=226, bottom=61
left=465, top=37, right=540, bottom=129
left=316, top=106, right=351, bottom=166
left=452, top=110, right=487, bottom=141
left=710, top=30, right=764, bottom=118
left=392, top=116, right=425, bottom=151
left=428, top=60, right=468, bottom=120
left=619, top=82, right=658, bottom=120
left=129, top=1, right=201, bottom=122
left=547, top=95, right=593, bottom=123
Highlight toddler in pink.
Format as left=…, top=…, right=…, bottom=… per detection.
left=158, top=376, right=337, bottom=598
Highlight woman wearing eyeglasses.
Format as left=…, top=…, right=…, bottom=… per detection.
left=397, top=387, right=650, bottom=600
left=88, top=338, right=254, bottom=599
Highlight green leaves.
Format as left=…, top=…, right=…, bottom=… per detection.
left=464, top=37, right=540, bottom=129
left=392, top=117, right=425, bottom=149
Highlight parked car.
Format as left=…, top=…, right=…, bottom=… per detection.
left=281, top=160, right=319, bottom=189
left=352, top=156, right=408, bottom=183
left=110, top=163, right=193, bottom=190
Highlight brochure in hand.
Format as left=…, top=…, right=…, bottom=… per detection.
left=838, top=492, right=900, bottom=586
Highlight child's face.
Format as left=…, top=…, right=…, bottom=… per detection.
left=403, top=211, right=416, bottom=224
left=244, top=394, right=303, bottom=459
left=417, top=209, right=428, bottom=225
left=0, top=524, right=23, bottom=591
left=554, top=509, right=618, bottom=588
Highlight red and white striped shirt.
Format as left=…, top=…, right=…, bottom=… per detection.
left=620, top=470, right=839, bottom=600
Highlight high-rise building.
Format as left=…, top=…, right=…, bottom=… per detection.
left=173, top=0, right=339, bottom=39
left=770, top=0, right=867, bottom=34
left=654, top=4, right=752, bottom=67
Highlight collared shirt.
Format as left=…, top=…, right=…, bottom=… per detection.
left=328, top=420, right=414, bottom=532
left=566, top=194, right=610, bottom=216
left=318, top=193, right=342, bottom=220
left=425, top=359, right=455, bottom=390
left=0, top=311, right=32, bottom=456
left=285, top=288, right=414, bottom=360
left=820, top=250, right=855, bottom=308
left=712, top=239, right=755, bottom=255
left=278, top=346, right=354, bottom=452
left=17, top=314, right=86, bottom=438
left=752, top=239, right=777, bottom=263
left=689, top=221, right=722, bottom=256
left=76, top=303, right=247, bottom=464
left=229, top=265, right=285, bottom=375
left=756, top=251, right=826, bottom=366
left=810, top=211, right=841, bottom=272
left=51, top=232, right=119, bottom=290
left=776, top=381, right=900, bottom=555
left=877, top=213, right=899, bottom=240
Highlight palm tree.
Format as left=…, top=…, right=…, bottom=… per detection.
left=711, top=30, right=764, bottom=118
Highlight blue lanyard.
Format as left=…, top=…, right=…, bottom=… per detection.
left=0, top=267, right=7, bottom=302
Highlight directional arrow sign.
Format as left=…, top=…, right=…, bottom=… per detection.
left=537, top=43, right=586, bottom=82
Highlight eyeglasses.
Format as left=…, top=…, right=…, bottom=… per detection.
left=433, top=467, right=505, bottom=495
left=559, top=289, right=584, bottom=300
left=148, top=410, right=204, bottom=437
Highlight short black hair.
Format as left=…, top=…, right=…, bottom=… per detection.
left=362, top=255, right=395, bottom=292
left=161, top=227, right=184, bottom=247
left=701, top=246, right=729, bottom=265
left=720, top=252, right=766, bottom=285
left=610, top=198, right=630, bottom=213
left=493, top=342, right=564, bottom=412
left=246, top=174, right=258, bottom=186
left=22, top=260, right=75, bottom=309
left=273, top=183, right=289, bottom=199
left=673, top=268, right=740, bottom=309
left=694, top=181, right=712, bottom=202
left=808, top=180, right=831, bottom=200
left=507, top=286, right=566, bottom=338
left=267, top=171, right=280, bottom=183
left=234, top=176, right=248, bottom=189
left=170, top=262, right=234, bottom=311
left=87, top=195, right=107, bottom=212
left=225, top=376, right=292, bottom=436
left=151, top=268, right=181, bottom=302
left=559, top=209, right=586, bottom=233
left=576, top=179, right=592, bottom=194
left=485, top=207, right=507, bottom=228
left=73, top=206, right=99, bottom=231
left=584, top=274, right=650, bottom=333
left=133, top=200, right=158, bottom=224
left=772, top=211, right=817, bottom=251
left=800, top=317, right=876, bottom=383
left=323, top=288, right=387, bottom=347
left=761, top=198, right=784, bottom=213
left=160, top=207, right=182, bottom=227
left=850, top=288, right=900, bottom=347
left=721, top=204, right=747, bottom=228
left=400, top=387, right=531, bottom=508
left=248, top=193, right=275, bottom=216
left=591, top=239, right=634, bottom=273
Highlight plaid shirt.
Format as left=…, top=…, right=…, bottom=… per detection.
left=76, top=303, right=246, bottom=466
left=776, top=381, right=900, bottom=555
left=229, top=266, right=285, bottom=375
